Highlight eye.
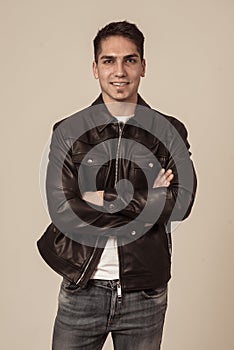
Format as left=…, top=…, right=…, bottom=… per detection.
left=103, top=59, right=114, bottom=64
left=125, top=58, right=137, bottom=64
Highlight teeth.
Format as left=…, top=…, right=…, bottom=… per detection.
left=112, top=82, right=128, bottom=86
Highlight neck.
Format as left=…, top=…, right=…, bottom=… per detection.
left=102, top=95, right=137, bottom=117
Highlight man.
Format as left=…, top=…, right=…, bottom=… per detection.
left=37, top=21, right=197, bottom=350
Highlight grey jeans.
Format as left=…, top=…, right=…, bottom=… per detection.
left=52, top=279, right=168, bottom=350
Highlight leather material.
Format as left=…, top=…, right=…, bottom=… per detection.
left=37, top=94, right=197, bottom=291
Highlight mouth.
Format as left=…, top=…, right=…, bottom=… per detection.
left=110, top=82, right=130, bottom=87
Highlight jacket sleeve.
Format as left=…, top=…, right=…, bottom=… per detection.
left=103, top=120, right=197, bottom=225
left=46, top=123, right=142, bottom=238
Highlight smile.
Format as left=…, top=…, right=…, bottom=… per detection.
left=111, top=82, right=129, bottom=86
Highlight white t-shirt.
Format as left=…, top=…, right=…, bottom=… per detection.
left=91, top=115, right=132, bottom=280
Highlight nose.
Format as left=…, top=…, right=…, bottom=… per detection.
left=114, top=60, right=126, bottom=77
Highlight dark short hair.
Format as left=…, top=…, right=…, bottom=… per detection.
left=93, top=21, right=145, bottom=62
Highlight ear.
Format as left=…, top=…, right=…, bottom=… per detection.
left=92, top=61, right=99, bottom=79
left=141, top=59, right=146, bottom=77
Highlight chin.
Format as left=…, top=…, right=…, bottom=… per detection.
left=113, top=93, right=132, bottom=102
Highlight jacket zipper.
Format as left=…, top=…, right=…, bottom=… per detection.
left=76, top=122, right=125, bottom=289
left=164, top=223, right=172, bottom=255
left=75, top=237, right=100, bottom=285
left=115, top=121, right=125, bottom=300
left=114, top=121, right=125, bottom=188
left=117, top=241, right=123, bottom=302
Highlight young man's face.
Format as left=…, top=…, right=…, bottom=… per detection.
left=93, top=35, right=146, bottom=104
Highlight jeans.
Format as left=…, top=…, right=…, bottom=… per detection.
left=52, top=279, right=168, bottom=350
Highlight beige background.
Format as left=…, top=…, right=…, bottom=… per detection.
left=1, top=0, right=234, bottom=349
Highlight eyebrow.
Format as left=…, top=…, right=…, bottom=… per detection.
left=99, top=53, right=140, bottom=60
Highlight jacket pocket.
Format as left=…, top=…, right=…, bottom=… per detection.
left=39, top=223, right=95, bottom=270
left=133, top=157, right=159, bottom=188
left=72, top=152, right=109, bottom=190
left=133, top=154, right=169, bottom=189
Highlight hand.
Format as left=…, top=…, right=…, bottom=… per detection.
left=97, top=190, right=104, bottom=199
left=153, top=169, right=174, bottom=188
left=82, top=191, right=104, bottom=206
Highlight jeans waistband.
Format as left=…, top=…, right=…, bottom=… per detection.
left=89, top=278, right=119, bottom=289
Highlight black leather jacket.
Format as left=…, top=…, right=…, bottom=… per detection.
left=37, top=94, right=197, bottom=291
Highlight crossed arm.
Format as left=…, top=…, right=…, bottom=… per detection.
left=46, top=119, right=196, bottom=237
left=83, top=169, right=174, bottom=205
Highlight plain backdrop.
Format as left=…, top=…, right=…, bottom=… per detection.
left=1, top=0, right=234, bottom=349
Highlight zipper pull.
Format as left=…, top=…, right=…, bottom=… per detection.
left=117, top=280, right=122, bottom=304
left=118, top=121, right=124, bottom=133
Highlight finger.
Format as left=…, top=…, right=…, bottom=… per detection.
left=153, top=169, right=165, bottom=188
left=165, top=169, right=172, bottom=176
left=155, top=168, right=165, bottom=180
left=164, top=170, right=173, bottom=180
left=166, top=173, right=174, bottom=181
left=169, top=174, right=174, bottom=180
left=165, top=174, right=174, bottom=187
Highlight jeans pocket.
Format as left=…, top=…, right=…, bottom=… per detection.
left=141, top=284, right=167, bottom=299
left=61, top=279, right=81, bottom=294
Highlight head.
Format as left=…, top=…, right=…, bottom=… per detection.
left=93, top=21, right=144, bottom=63
left=93, top=21, right=146, bottom=104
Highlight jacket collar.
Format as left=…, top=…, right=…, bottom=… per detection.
left=90, top=94, right=151, bottom=133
